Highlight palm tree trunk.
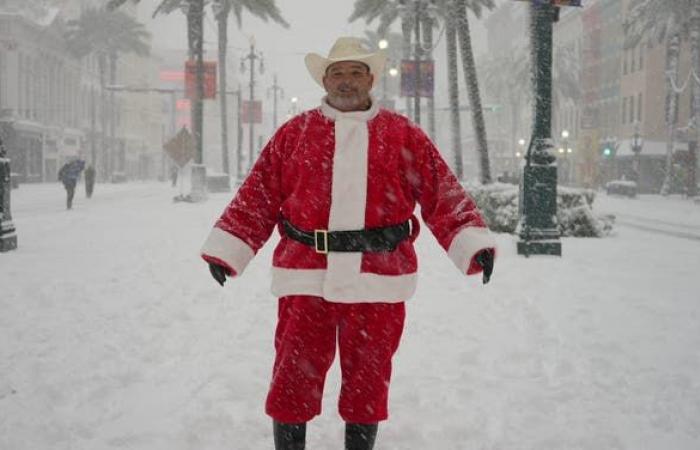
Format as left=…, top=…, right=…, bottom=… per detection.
left=401, top=16, right=413, bottom=119
left=192, top=0, right=205, bottom=166
left=455, top=0, right=491, bottom=184
left=446, top=3, right=462, bottom=180
left=423, top=13, right=436, bottom=141
left=661, top=32, right=681, bottom=195
left=109, top=52, right=117, bottom=180
left=217, top=3, right=231, bottom=175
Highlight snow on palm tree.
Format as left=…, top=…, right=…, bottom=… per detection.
left=65, top=7, right=151, bottom=180
left=349, top=0, right=495, bottom=184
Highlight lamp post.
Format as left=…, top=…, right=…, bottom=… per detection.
left=517, top=0, right=564, bottom=257
left=267, top=74, right=284, bottom=131
left=240, top=36, right=264, bottom=173
left=631, top=121, right=644, bottom=186
left=0, top=136, right=17, bottom=252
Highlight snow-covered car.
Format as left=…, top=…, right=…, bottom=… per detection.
left=605, top=180, right=637, bottom=198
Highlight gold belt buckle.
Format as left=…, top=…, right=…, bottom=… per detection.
left=314, top=229, right=329, bottom=254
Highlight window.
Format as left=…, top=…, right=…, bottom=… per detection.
left=629, top=96, right=635, bottom=124
left=630, top=47, right=636, bottom=73
left=637, top=92, right=643, bottom=122
left=623, top=50, right=628, bottom=75
left=638, top=45, right=644, bottom=71
left=622, top=97, right=627, bottom=124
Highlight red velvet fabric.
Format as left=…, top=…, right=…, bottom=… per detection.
left=265, top=295, right=405, bottom=423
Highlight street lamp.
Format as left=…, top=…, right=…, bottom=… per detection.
left=378, top=39, right=388, bottom=50
left=514, top=138, right=526, bottom=169
left=517, top=0, right=571, bottom=257
left=240, top=36, right=264, bottom=173
left=560, top=129, right=571, bottom=184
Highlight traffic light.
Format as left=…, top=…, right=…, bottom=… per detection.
left=600, top=141, right=616, bottom=158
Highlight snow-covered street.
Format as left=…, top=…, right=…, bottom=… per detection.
left=2, top=182, right=700, bottom=449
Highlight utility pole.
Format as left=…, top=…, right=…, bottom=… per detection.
left=241, top=37, right=264, bottom=173
left=267, top=74, right=284, bottom=131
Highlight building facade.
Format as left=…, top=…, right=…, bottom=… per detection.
left=0, top=2, right=166, bottom=184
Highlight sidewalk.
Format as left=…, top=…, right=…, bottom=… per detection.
left=1, top=182, right=699, bottom=449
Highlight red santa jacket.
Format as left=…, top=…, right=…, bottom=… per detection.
left=201, top=98, right=496, bottom=303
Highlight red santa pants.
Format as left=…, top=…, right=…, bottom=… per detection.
left=265, top=295, right=406, bottom=423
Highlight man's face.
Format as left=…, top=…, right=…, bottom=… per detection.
left=322, top=61, right=374, bottom=111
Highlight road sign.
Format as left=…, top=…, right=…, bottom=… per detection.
left=163, top=127, right=195, bottom=168
left=185, top=61, right=217, bottom=100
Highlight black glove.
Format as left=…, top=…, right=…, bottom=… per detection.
left=209, top=263, right=228, bottom=287
left=475, top=249, right=494, bottom=285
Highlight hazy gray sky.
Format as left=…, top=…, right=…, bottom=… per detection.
left=137, top=0, right=490, bottom=111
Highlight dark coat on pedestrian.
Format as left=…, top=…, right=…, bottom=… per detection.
left=58, top=159, right=85, bottom=188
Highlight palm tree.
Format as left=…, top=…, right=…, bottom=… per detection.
left=108, top=0, right=207, bottom=171
left=625, top=0, right=691, bottom=195
left=454, top=0, right=493, bottom=184
left=212, top=0, right=288, bottom=176
left=481, top=44, right=580, bottom=168
left=349, top=1, right=413, bottom=116
left=65, top=6, right=150, bottom=180
left=350, top=0, right=495, bottom=183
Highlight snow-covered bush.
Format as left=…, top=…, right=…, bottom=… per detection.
left=465, top=183, right=614, bottom=237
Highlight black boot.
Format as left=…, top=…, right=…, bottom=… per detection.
left=273, top=421, right=306, bottom=450
left=345, top=423, right=378, bottom=450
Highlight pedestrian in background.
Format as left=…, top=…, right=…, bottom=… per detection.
left=58, top=158, right=85, bottom=210
left=84, top=164, right=95, bottom=198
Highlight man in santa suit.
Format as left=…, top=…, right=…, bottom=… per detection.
left=201, top=36, right=496, bottom=450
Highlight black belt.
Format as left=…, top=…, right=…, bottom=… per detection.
left=281, top=217, right=411, bottom=254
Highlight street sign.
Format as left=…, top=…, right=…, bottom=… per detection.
left=241, top=100, right=263, bottom=124
left=185, top=61, right=217, bottom=100
left=163, top=127, right=195, bottom=168
left=400, top=60, right=434, bottom=98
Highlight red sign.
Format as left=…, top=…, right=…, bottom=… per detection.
left=400, top=60, right=434, bottom=98
left=185, top=60, right=217, bottom=100
left=241, top=100, right=262, bottom=124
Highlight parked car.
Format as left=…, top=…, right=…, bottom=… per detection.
left=605, top=180, right=637, bottom=198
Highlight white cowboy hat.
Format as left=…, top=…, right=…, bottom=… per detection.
left=305, top=37, right=386, bottom=88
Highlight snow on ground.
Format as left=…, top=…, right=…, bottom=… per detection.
left=1, top=182, right=700, bottom=449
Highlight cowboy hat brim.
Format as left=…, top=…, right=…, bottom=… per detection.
left=305, top=51, right=386, bottom=89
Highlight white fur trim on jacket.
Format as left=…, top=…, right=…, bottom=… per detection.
left=271, top=267, right=417, bottom=303
left=447, top=226, right=497, bottom=274
left=200, top=227, right=255, bottom=275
